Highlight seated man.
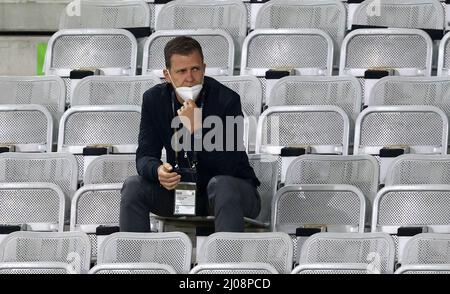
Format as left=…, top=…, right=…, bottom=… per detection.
left=120, top=36, right=261, bottom=232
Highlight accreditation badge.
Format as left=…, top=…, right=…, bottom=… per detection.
left=174, top=182, right=197, bottom=216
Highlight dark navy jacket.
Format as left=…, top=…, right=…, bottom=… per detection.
left=136, top=76, right=260, bottom=215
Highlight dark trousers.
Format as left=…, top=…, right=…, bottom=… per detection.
left=119, top=175, right=261, bottom=233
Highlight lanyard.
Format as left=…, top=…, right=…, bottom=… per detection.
left=171, top=89, right=205, bottom=169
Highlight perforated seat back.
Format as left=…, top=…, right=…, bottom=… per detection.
left=97, top=232, right=192, bottom=274
left=72, top=75, right=160, bottom=106
left=285, top=155, right=378, bottom=205
left=0, top=231, right=91, bottom=274
left=198, top=232, right=293, bottom=274
left=299, top=232, right=395, bottom=274
left=352, top=0, right=444, bottom=30
left=59, top=0, right=151, bottom=29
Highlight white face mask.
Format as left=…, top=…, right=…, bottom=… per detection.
left=167, top=71, right=203, bottom=101
left=175, top=84, right=203, bottom=101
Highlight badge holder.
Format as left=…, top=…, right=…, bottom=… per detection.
left=173, top=167, right=197, bottom=216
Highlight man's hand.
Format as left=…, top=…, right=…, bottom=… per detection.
left=157, top=163, right=181, bottom=190
left=177, top=99, right=202, bottom=134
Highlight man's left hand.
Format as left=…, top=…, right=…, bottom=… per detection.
left=177, top=99, right=202, bottom=134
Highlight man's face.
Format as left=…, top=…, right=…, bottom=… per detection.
left=164, top=51, right=205, bottom=88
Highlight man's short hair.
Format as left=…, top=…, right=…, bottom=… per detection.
left=164, top=36, right=204, bottom=69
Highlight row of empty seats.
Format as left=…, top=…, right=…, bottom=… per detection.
left=41, top=0, right=450, bottom=113
left=56, top=0, right=450, bottom=40
left=6, top=0, right=450, bottom=86
left=5, top=75, right=450, bottom=156
left=31, top=26, right=450, bottom=115
left=4, top=152, right=450, bottom=263
left=1, top=230, right=450, bottom=274
left=5, top=0, right=450, bottom=32
left=7, top=73, right=450, bottom=117
left=42, top=26, right=450, bottom=76
left=0, top=152, right=277, bottom=258
left=2, top=88, right=450, bottom=186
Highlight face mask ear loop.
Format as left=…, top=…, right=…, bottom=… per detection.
left=166, top=70, right=177, bottom=89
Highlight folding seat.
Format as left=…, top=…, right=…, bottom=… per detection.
left=57, top=105, right=141, bottom=180
left=241, top=29, right=334, bottom=103
left=0, top=231, right=91, bottom=274
left=0, top=77, right=59, bottom=146
left=267, top=75, right=362, bottom=125
left=385, top=154, right=450, bottom=186
left=143, top=29, right=235, bottom=77
left=71, top=74, right=160, bottom=106
left=214, top=75, right=263, bottom=152
left=395, top=233, right=450, bottom=274
left=214, top=75, right=262, bottom=119
left=0, top=76, right=66, bottom=131
left=255, top=105, right=350, bottom=181
left=285, top=154, right=379, bottom=209
left=70, top=184, right=122, bottom=261
left=0, top=152, right=78, bottom=221
left=352, top=0, right=445, bottom=74
left=59, top=0, right=152, bottom=74
left=190, top=232, right=293, bottom=274
left=255, top=0, right=347, bottom=66
left=292, top=232, right=395, bottom=274
left=256, top=106, right=350, bottom=155
left=0, top=104, right=53, bottom=153
left=340, top=29, right=433, bottom=105
left=372, top=185, right=450, bottom=264
left=369, top=76, right=450, bottom=112
left=83, top=152, right=168, bottom=185
left=89, top=232, right=192, bottom=274
left=435, top=32, right=450, bottom=76
left=367, top=76, right=450, bottom=151
left=0, top=183, right=65, bottom=244
left=59, top=0, right=151, bottom=31
left=354, top=106, right=448, bottom=183
left=44, top=29, right=138, bottom=104
left=272, top=184, right=366, bottom=262
left=155, top=0, right=247, bottom=67
left=83, top=154, right=137, bottom=185
left=351, top=0, right=445, bottom=31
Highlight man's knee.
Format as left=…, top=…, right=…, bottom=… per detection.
left=121, top=175, right=150, bottom=205
left=207, top=175, right=240, bottom=204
